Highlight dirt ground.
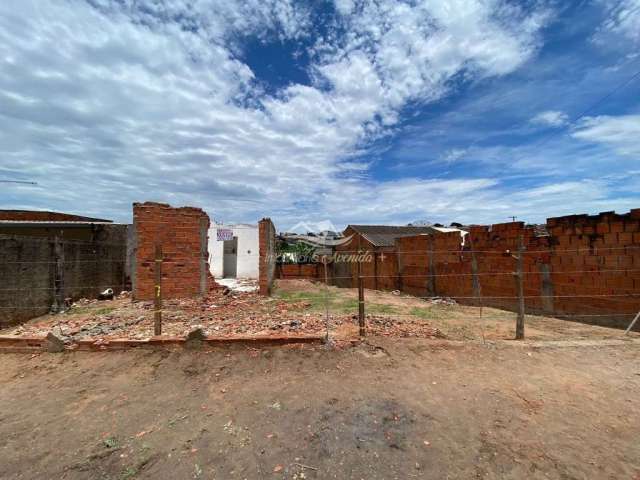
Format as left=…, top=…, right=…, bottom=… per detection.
left=3, top=280, right=635, bottom=343
left=274, top=280, right=637, bottom=341
left=1, top=339, right=639, bottom=479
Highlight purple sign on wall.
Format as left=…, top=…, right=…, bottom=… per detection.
left=217, top=229, right=233, bottom=241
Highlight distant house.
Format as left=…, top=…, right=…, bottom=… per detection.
left=0, top=210, right=111, bottom=223
left=0, top=210, right=117, bottom=241
left=341, top=225, right=438, bottom=250
left=208, top=224, right=259, bottom=279
left=332, top=225, right=433, bottom=290
left=331, top=224, right=468, bottom=290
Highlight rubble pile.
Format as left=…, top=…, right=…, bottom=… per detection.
left=2, top=286, right=445, bottom=341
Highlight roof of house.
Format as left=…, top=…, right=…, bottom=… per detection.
left=0, top=210, right=112, bottom=223
left=431, top=226, right=468, bottom=236
left=346, top=224, right=436, bottom=247
left=0, top=220, right=122, bottom=228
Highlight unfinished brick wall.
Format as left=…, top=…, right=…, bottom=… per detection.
left=351, top=248, right=398, bottom=290
left=258, top=218, right=276, bottom=296
left=372, top=250, right=399, bottom=291
left=397, top=232, right=473, bottom=299
left=133, top=202, right=209, bottom=301
left=277, top=263, right=321, bottom=280
left=332, top=231, right=360, bottom=289
left=394, top=209, right=640, bottom=329
left=332, top=230, right=399, bottom=291
left=545, top=209, right=640, bottom=326
left=466, top=222, right=551, bottom=312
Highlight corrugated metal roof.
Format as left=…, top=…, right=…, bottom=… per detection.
left=347, top=225, right=435, bottom=247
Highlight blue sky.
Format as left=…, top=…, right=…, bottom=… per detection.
left=0, top=0, right=639, bottom=230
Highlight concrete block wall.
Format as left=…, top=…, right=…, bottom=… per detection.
left=258, top=218, right=276, bottom=296
left=0, top=225, right=127, bottom=327
left=133, top=202, right=209, bottom=301
left=1, top=235, right=54, bottom=326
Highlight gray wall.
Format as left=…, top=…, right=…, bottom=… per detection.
left=0, top=224, right=128, bottom=327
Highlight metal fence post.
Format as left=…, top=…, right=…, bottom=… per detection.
left=624, top=310, right=640, bottom=335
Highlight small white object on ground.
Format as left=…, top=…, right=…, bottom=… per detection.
left=216, top=278, right=258, bottom=292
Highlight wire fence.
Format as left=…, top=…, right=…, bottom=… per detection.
left=1, top=238, right=640, bottom=341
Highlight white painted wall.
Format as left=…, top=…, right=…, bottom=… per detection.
left=208, top=224, right=259, bottom=279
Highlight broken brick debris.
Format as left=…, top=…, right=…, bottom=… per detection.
left=1, top=280, right=442, bottom=342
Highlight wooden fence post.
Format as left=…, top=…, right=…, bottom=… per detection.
left=154, top=244, right=163, bottom=336
left=427, top=235, right=436, bottom=297
left=52, top=234, right=65, bottom=313
left=514, top=235, right=525, bottom=340
left=468, top=234, right=485, bottom=343
left=323, top=257, right=331, bottom=343
left=358, top=251, right=366, bottom=337
left=358, top=274, right=365, bottom=337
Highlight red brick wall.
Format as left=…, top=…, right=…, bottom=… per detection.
left=133, top=202, right=209, bottom=300
left=333, top=228, right=364, bottom=288
left=545, top=210, right=640, bottom=325
left=393, top=210, right=640, bottom=329
left=397, top=235, right=430, bottom=297
left=397, top=232, right=473, bottom=299
left=371, top=249, right=399, bottom=291
left=331, top=229, right=400, bottom=290
left=277, top=263, right=321, bottom=280
left=258, top=218, right=276, bottom=296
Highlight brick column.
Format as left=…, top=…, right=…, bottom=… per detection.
left=133, top=202, right=210, bottom=300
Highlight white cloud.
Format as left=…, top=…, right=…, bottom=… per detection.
left=572, top=114, right=640, bottom=156
left=0, top=0, right=552, bottom=226
left=440, top=149, right=468, bottom=164
left=530, top=110, right=569, bottom=127
left=597, top=0, right=640, bottom=44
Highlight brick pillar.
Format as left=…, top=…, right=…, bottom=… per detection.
left=133, top=202, right=210, bottom=300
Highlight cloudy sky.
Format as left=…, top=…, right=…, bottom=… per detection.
left=1, top=0, right=639, bottom=229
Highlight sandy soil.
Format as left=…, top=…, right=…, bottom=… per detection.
left=1, top=339, right=639, bottom=479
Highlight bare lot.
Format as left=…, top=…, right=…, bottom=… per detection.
left=2, top=280, right=635, bottom=343
left=1, top=339, right=639, bottom=479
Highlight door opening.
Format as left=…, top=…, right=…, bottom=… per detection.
left=223, top=236, right=238, bottom=278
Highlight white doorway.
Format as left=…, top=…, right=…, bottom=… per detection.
left=222, top=236, right=238, bottom=278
